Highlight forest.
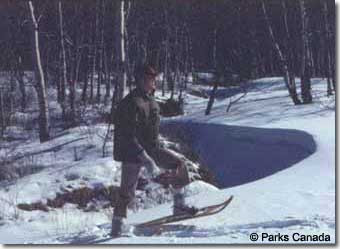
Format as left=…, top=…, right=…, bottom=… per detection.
left=0, top=0, right=335, bottom=143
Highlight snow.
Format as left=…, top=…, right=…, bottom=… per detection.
left=0, top=77, right=335, bottom=244
left=161, top=122, right=317, bottom=188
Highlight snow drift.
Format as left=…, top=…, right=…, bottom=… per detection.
left=161, top=121, right=316, bottom=188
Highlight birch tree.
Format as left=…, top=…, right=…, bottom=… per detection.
left=58, top=1, right=67, bottom=119
left=299, top=0, right=313, bottom=104
left=261, top=0, right=301, bottom=105
left=116, top=0, right=127, bottom=101
left=28, top=1, right=50, bottom=142
left=281, top=0, right=298, bottom=95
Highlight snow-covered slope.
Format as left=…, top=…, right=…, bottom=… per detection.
left=0, top=77, right=335, bottom=244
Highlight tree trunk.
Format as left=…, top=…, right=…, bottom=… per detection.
left=116, top=0, right=127, bottom=101
left=69, top=27, right=84, bottom=126
left=16, top=55, right=27, bottom=111
left=205, top=82, right=218, bottom=115
left=28, top=1, right=50, bottom=142
left=104, top=47, right=111, bottom=103
left=184, top=31, right=190, bottom=90
left=90, top=46, right=97, bottom=102
left=162, top=6, right=170, bottom=97
left=261, top=0, right=301, bottom=105
left=97, top=0, right=105, bottom=103
left=90, top=2, right=100, bottom=102
left=282, top=0, right=296, bottom=85
left=205, top=21, right=218, bottom=115
left=323, top=1, right=335, bottom=94
left=58, top=1, right=67, bottom=120
left=9, top=68, right=15, bottom=118
left=0, top=89, right=4, bottom=137
left=56, top=51, right=62, bottom=103
left=162, top=39, right=168, bottom=97
left=97, top=45, right=102, bottom=103
left=124, top=2, right=133, bottom=93
left=81, top=48, right=90, bottom=103
left=205, top=19, right=218, bottom=115
left=299, top=0, right=313, bottom=104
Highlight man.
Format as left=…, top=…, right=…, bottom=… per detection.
left=112, top=64, right=197, bottom=236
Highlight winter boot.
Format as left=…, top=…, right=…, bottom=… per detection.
left=173, top=189, right=199, bottom=216
left=111, top=215, right=125, bottom=237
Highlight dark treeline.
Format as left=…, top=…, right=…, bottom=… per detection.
left=0, top=0, right=335, bottom=142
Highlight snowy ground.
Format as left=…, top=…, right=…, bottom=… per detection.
left=0, top=77, right=335, bottom=244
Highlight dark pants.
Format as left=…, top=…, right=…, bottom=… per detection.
left=114, top=148, right=190, bottom=218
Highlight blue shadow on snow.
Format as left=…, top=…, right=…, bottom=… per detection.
left=161, top=121, right=316, bottom=188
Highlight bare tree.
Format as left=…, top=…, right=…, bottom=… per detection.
left=15, top=56, right=26, bottom=112
left=28, top=1, right=50, bottom=142
left=97, top=0, right=105, bottom=103
left=116, top=0, right=127, bottom=101
left=323, top=1, right=334, bottom=95
left=162, top=4, right=170, bottom=97
left=299, top=0, right=313, bottom=104
left=90, top=1, right=100, bottom=102
left=104, top=47, right=111, bottom=104
left=0, top=89, right=4, bottom=137
left=205, top=26, right=219, bottom=116
left=205, top=4, right=219, bottom=116
left=58, top=1, right=67, bottom=120
left=261, top=0, right=301, bottom=105
left=124, top=1, right=134, bottom=93
left=281, top=0, right=298, bottom=97
left=68, top=4, right=86, bottom=126
left=81, top=45, right=90, bottom=103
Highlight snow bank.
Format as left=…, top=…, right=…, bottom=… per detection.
left=161, top=122, right=316, bottom=188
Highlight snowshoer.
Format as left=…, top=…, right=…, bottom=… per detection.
left=112, top=64, right=197, bottom=237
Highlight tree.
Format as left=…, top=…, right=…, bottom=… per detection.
left=322, top=0, right=335, bottom=95
left=299, top=0, right=313, bottom=104
left=205, top=27, right=219, bottom=116
left=28, top=1, right=50, bottom=142
left=116, top=0, right=127, bottom=101
left=162, top=3, right=170, bottom=97
left=97, top=0, right=105, bottom=103
left=90, top=1, right=100, bottom=102
left=205, top=2, right=220, bottom=115
left=261, top=0, right=301, bottom=105
left=0, top=0, right=334, bottom=126
left=58, top=1, right=67, bottom=119
left=281, top=0, right=298, bottom=97
left=15, top=56, right=26, bottom=112
left=0, top=89, right=4, bottom=137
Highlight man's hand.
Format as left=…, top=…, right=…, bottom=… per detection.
left=137, top=150, right=161, bottom=179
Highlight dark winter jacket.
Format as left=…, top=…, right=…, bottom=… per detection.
left=113, top=87, right=160, bottom=162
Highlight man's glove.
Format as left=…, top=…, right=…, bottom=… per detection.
left=137, top=150, right=161, bottom=178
